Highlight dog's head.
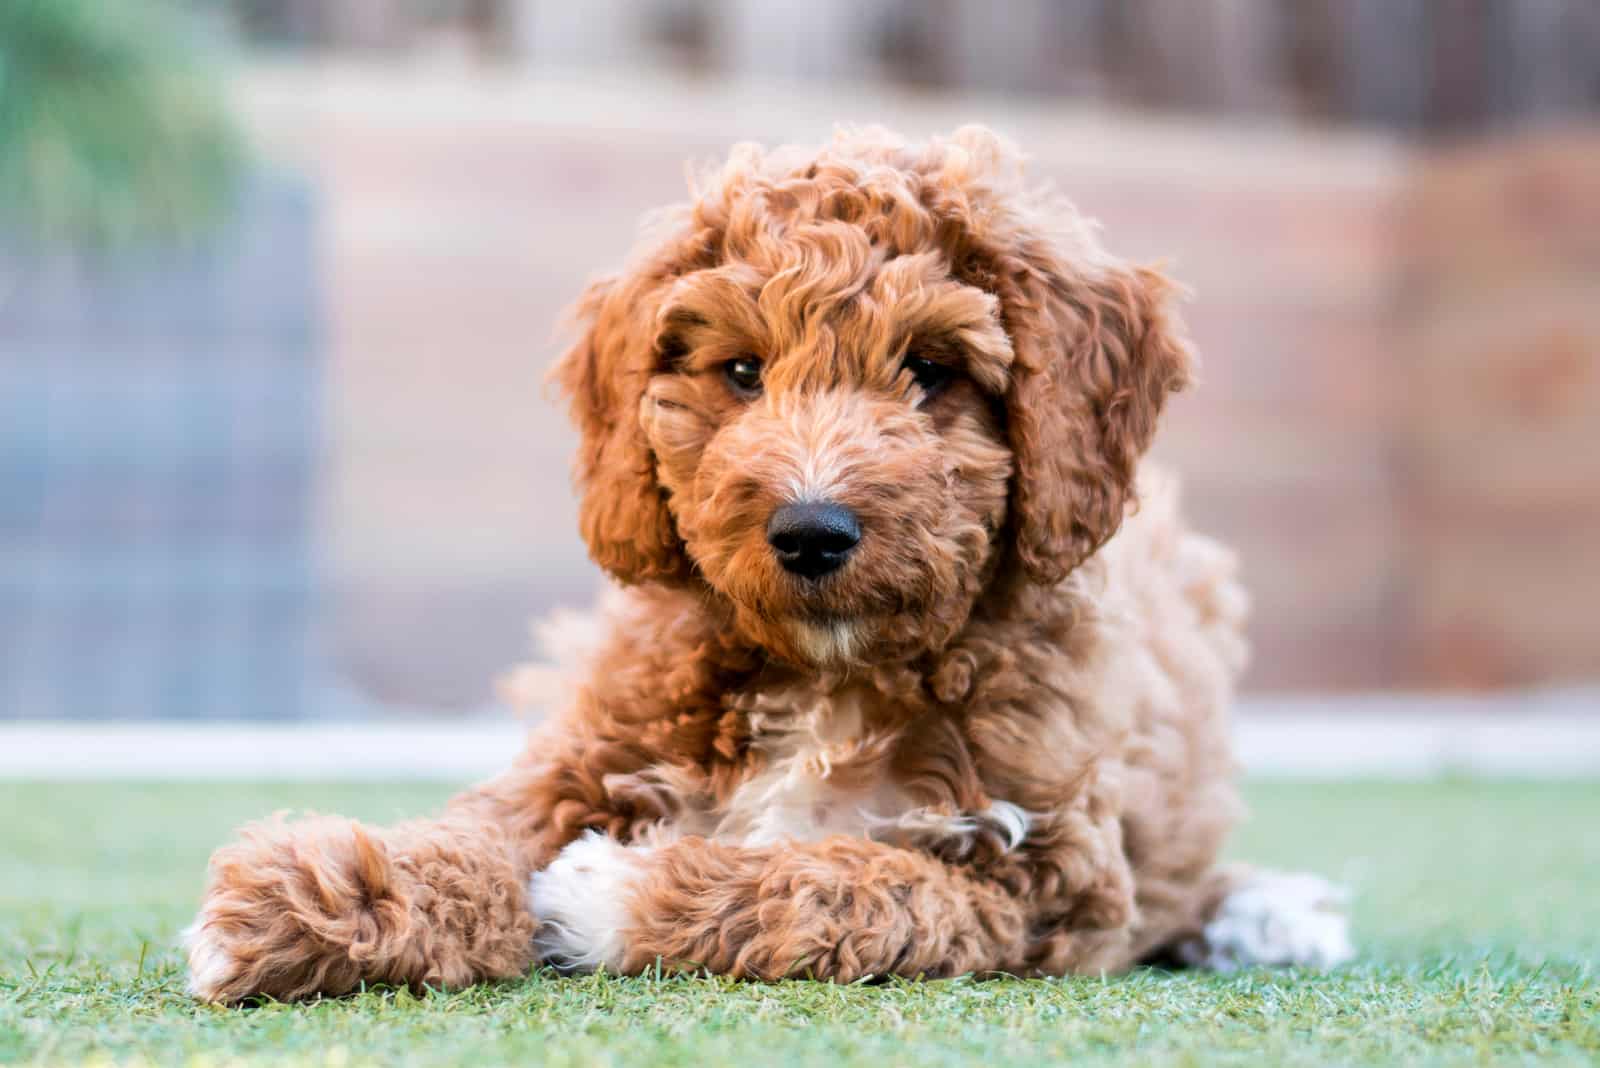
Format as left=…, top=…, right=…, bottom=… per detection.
left=555, top=127, right=1192, bottom=667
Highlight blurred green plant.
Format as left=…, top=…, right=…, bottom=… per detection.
left=0, top=0, right=243, bottom=248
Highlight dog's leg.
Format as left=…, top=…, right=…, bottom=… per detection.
left=184, top=755, right=597, bottom=1004
left=183, top=809, right=537, bottom=1003
left=528, top=832, right=1032, bottom=979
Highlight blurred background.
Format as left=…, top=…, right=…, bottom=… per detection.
left=3, top=0, right=1597, bottom=725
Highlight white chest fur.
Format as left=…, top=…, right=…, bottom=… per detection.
left=641, top=685, right=1031, bottom=858
left=714, top=690, right=910, bottom=846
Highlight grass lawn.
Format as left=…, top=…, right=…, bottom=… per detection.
left=2, top=779, right=1597, bottom=1066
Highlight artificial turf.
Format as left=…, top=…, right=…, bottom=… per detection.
left=2, top=779, right=1596, bottom=1066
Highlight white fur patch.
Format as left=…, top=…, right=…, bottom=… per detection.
left=979, top=800, right=1032, bottom=851
left=725, top=691, right=892, bottom=846
left=698, top=687, right=1030, bottom=856
left=527, top=832, right=651, bottom=972
left=867, top=800, right=1033, bottom=860
left=1181, top=871, right=1355, bottom=971
left=182, top=917, right=239, bottom=1001
left=787, top=620, right=858, bottom=664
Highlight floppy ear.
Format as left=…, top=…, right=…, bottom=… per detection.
left=1002, top=254, right=1195, bottom=585
left=552, top=274, right=694, bottom=584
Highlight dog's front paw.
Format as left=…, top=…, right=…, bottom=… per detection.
left=183, top=882, right=302, bottom=1005
left=183, top=913, right=248, bottom=1003
left=185, top=816, right=411, bottom=1003
left=528, top=832, right=651, bottom=972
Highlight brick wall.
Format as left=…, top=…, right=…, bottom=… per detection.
left=238, top=0, right=1600, bottom=134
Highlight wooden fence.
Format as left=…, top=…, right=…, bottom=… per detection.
left=233, top=0, right=1600, bottom=134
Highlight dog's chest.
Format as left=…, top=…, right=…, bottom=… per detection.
left=710, top=686, right=909, bottom=846
left=640, top=685, right=1028, bottom=858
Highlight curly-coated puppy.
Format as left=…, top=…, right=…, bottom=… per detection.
left=186, top=127, right=1352, bottom=1003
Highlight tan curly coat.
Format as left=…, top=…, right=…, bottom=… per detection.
left=185, top=126, right=1343, bottom=1003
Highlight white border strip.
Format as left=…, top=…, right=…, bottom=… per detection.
left=1233, top=690, right=1600, bottom=777
left=1, top=694, right=1596, bottom=781
left=1233, top=714, right=1600, bottom=778
left=0, top=721, right=531, bottom=782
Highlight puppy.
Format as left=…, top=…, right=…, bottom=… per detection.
left=185, top=126, right=1351, bottom=1002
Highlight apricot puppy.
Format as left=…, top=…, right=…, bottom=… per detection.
left=186, top=126, right=1351, bottom=1003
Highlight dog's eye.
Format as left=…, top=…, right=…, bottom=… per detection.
left=903, top=354, right=954, bottom=399
left=723, top=356, right=764, bottom=396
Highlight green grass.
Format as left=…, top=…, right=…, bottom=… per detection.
left=2, top=780, right=1596, bottom=1066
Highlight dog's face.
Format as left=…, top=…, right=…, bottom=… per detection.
left=643, top=249, right=1016, bottom=665
left=557, top=128, right=1192, bottom=669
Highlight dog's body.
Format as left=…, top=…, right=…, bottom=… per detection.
left=517, top=467, right=1248, bottom=979
left=186, top=128, right=1350, bottom=1003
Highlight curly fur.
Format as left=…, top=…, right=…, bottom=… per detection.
left=185, top=126, right=1343, bottom=1004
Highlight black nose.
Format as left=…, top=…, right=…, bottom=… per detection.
left=767, top=501, right=861, bottom=579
